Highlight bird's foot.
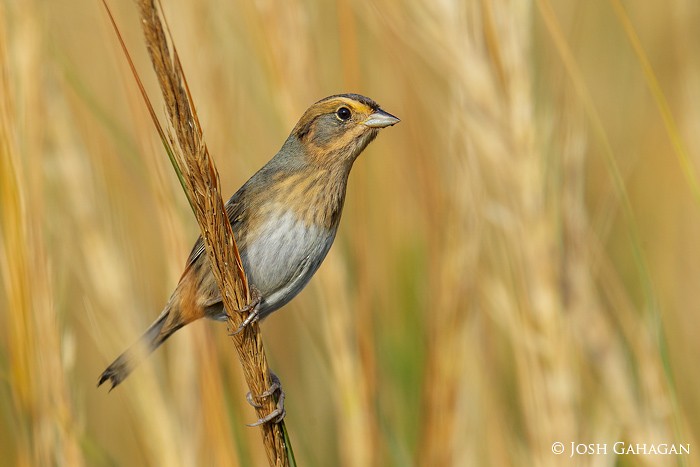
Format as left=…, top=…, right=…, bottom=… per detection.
left=246, top=372, right=286, bottom=426
left=228, top=287, right=262, bottom=335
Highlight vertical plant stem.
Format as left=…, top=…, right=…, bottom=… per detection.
left=102, top=0, right=291, bottom=464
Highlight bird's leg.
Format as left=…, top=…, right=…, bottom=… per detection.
left=228, top=286, right=262, bottom=335
left=246, top=371, right=286, bottom=426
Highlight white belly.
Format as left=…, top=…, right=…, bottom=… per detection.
left=241, top=210, right=336, bottom=317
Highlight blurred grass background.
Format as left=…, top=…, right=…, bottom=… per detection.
left=1, top=0, right=700, bottom=465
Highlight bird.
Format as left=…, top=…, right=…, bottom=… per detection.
left=98, top=93, right=399, bottom=395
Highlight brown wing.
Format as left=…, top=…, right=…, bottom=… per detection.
left=183, top=188, right=247, bottom=271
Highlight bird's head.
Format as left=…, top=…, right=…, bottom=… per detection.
left=289, top=93, right=399, bottom=168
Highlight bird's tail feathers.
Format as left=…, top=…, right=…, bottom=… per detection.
left=97, top=306, right=184, bottom=390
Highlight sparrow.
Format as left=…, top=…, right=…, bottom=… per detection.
left=98, top=93, right=399, bottom=391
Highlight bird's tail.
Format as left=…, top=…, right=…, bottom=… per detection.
left=98, top=306, right=185, bottom=390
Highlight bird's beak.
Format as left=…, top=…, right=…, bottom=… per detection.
left=362, top=109, right=400, bottom=128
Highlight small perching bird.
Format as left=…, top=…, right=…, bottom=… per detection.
left=98, top=94, right=399, bottom=401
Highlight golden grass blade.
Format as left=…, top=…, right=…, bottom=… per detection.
left=608, top=0, right=691, bottom=452
left=101, top=0, right=291, bottom=464
left=609, top=0, right=700, bottom=205
left=100, top=0, right=189, bottom=206
left=154, top=0, right=205, bottom=133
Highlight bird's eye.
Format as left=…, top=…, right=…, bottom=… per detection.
left=336, top=106, right=352, bottom=121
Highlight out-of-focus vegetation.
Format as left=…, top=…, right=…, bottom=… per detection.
left=1, top=0, right=699, bottom=465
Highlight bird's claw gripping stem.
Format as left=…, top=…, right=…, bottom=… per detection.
left=246, top=372, right=286, bottom=426
left=228, top=287, right=262, bottom=335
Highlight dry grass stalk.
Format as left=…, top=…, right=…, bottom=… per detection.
left=103, top=0, right=290, bottom=464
